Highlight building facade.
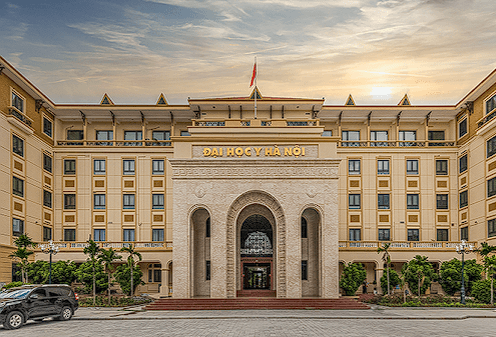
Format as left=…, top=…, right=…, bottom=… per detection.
left=2, top=55, right=496, bottom=297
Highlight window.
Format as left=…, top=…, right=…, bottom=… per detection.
left=488, top=219, right=496, bottom=238
left=12, top=218, right=24, bottom=237
left=349, top=228, right=361, bottom=241
left=180, top=131, right=191, bottom=137
left=437, top=229, right=449, bottom=241
left=94, top=194, right=106, bottom=209
left=12, top=135, right=23, bottom=157
left=322, top=130, right=332, bottom=137
left=460, top=226, right=469, bottom=241
left=406, top=159, right=419, bottom=175
left=370, top=130, right=388, bottom=146
left=348, top=159, right=361, bottom=175
left=206, top=218, right=211, bottom=238
left=487, top=93, right=496, bottom=115
left=428, top=131, right=445, bottom=141
left=489, top=177, right=496, bottom=198
left=459, top=154, right=468, bottom=173
left=436, top=160, right=448, bottom=175
left=43, top=226, right=52, bottom=241
left=95, top=130, right=113, bottom=145
left=488, top=135, right=496, bottom=158
left=152, top=229, right=164, bottom=242
left=94, top=229, right=106, bottom=242
left=378, top=229, right=390, bottom=241
left=64, top=228, right=76, bottom=242
left=11, top=91, right=24, bottom=112
left=436, top=194, right=448, bottom=209
left=64, top=194, right=76, bottom=209
left=123, top=159, right=135, bottom=175
left=407, top=194, right=419, bottom=209
left=459, top=118, right=467, bottom=138
left=342, top=130, right=360, bottom=146
left=64, top=159, right=76, bottom=175
left=148, top=264, right=162, bottom=283
left=301, top=260, right=308, bottom=280
left=43, top=190, right=52, bottom=208
left=206, top=261, right=211, bottom=280
left=13, top=176, right=24, bottom=197
left=407, top=229, right=419, bottom=241
left=152, top=160, right=164, bottom=175
left=43, top=153, right=52, bottom=173
left=152, top=130, right=171, bottom=146
left=301, top=217, right=308, bottom=238
left=152, top=194, right=164, bottom=209
left=378, top=194, right=390, bottom=209
left=67, top=130, right=84, bottom=140
left=43, top=117, right=53, bottom=137
left=123, top=229, right=135, bottom=242
left=399, top=130, right=416, bottom=146
left=124, top=131, right=142, bottom=146
left=377, top=159, right=390, bottom=175
left=349, top=194, right=361, bottom=209
left=123, top=194, right=135, bottom=209
left=459, top=190, right=468, bottom=208
left=94, top=159, right=106, bottom=175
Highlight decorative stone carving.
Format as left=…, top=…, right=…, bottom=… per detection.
left=194, top=184, right=207, bottom=198
left=306, top=186, right=317, bottom=198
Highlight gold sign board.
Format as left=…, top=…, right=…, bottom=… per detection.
left=202, top=145, right=306, bottom=158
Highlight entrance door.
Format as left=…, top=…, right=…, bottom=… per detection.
left=243, top=263, right=270, bottom=290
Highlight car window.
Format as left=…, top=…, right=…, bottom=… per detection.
left=46, top=288, right=60, bottom=297
left=0, top=289, right=31, bottom=299
left=30, top=288, right=47, bottom=298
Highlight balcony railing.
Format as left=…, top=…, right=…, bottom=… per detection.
left=8, top=107, right=33, bottom=127
left=339, top=241, right=476, bottom=250
left=478, top=110, right=496, bottom=129
left=339, top=140, right=455, bottom=148
left=192, top=119, right=320, bottom=127
left=38, top=241, right=173, bottom=250
left=57, top=140, right=172, bottom=147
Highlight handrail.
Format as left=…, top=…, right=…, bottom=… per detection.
left=8, top=107, right=33, bottom=127
left=339, top=140, right=455, bottom=148
left=339, top=241, right=476, bottom=249
left=36, top=241, right=173, bottom=249
left=57, top=140, right=173, bottom=147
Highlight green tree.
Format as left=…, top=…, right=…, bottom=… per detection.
left=98, top=248, right=122, bottom=305
left=380, top=268, right=401, bottom=294
left=439, top=258, right=483, bottom=295
left=401, top=255, right=436, bottom=296
left=120, top=244, right=142, bottom=297
left=484, top=256, right=496, bottom=305
left=113, top=264, right=144, bottom=296
left=83, top=240, right=101, bottom=305
left=339, top=262, right=367, bottom=296
left=377, top=243, right=392, bottom=295
left=74, top=261, right=108, bottom=295
left=472, top=279, right=496, bottom=304
left=9, top=234, right=37, bottom=283
left=27, top=260, right=78, bottom=285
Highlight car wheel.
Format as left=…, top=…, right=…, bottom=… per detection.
left=4, top=311, right=24, bottom=330
left=56, top=306, right=73, bottom=321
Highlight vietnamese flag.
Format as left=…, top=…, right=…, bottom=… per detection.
left=250, top=61, right=257, bottom=87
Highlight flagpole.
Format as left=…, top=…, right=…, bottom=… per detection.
left=254, top=57, right=257, bottom=119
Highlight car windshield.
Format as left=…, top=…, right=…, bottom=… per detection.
left=0, top=289, right=32, bottom=299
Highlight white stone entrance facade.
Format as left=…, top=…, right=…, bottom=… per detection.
left=170, top=158, right=340, bottom=298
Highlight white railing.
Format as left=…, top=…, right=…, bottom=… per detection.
left=339, top=241, right=476, bottom=250
left=41, top=241, right=173, bottom=250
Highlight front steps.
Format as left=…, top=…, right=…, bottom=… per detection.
left=144, top=298, right=370, bottom=310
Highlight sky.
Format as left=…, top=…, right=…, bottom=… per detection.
left=1, top=0, right=496, bottom=105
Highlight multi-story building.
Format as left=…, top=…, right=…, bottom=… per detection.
left=1, top=55, right=496, bottom=298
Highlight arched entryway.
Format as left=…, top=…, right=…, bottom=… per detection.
left=191, top=207, right=211, bottom=297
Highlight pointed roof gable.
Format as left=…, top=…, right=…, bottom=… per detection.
left=156, top=93, right=168, bottom=105
left=345, top=94, right=356, bottom=106
left=100, top=93, right=114, bottom=105
left=250, top=86, right=262, bottom=100
left=398, top=94, right=411, bottom=106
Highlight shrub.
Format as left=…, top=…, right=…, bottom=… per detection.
left=1, top=281, right=25, bottom=290
left=380, top=268, right=401, bottom=294
left=27, top=260, right=77, bottom=285
left=75, top=261, right=108, bottom=294
left=439, top=259, right=482, bottom=295
left=472, top=279, right=496, bottom=304
left=401, top=255, right=436, bottom=295
left=113, top=264, right=144, bottom=296
left=339, top=262, right=366, bottom=296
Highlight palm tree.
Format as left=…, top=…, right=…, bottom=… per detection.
left=120, top=244, right=142, bottom=297
left=83, top=239, right=101, bottom=306
left=98, top=248, right=122, bottom=306
left=377, top=242, right=391, bottom=295
left=9, top=234, right=37, bottom=283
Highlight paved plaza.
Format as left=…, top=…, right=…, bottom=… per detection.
left=2, top=307, right=496, bottom=336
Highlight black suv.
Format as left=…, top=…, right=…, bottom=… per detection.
left=0, top=284, right=78, bottom=330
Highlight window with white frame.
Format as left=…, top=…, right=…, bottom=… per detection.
left=377, top=159, right=390, bottom=175
left=152, top=194, right=164, bottom=209
left=43, top=117, right=53, bottom=137
left=152, top=159, right=164, bottom=175
left=123, top=159, right=135, bottom=175
left=12, top=135, right=23, bottom=157
left=11, top=90, right=24, bottom=112
left=123, top=194, right=135, bottom=209
left=348, top=159, right=360, bottom=175
left=94, top=194, right=106, bottom=209
left=94, top=159, right=106, bottom=175
left=458, top=118, right=467, bottom=138
left=486, top=92, right=496, bottom=115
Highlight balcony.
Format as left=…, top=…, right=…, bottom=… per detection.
left=57, top=140, right=172, bottom=147
left=193, top=119, right=320, bottom=127
left=478, top=110, right=496, bottom=129
left=38, top=241, right=173, bottom=251
left=339, top=241, right=476, bottom=250
left=339, top=140, right=455, bottom=148
left=7, top=107, right=34, bottom=135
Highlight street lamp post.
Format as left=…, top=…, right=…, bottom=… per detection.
left=40, top=240, right=59, bottom=284
left=455, top=240, right=474, bottom=305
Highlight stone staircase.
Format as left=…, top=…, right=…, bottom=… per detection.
left=144, top=297, right=370, bottom=310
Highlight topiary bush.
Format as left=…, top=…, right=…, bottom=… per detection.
left=380, top=268, right=401, bottom=294
left=339, top=262, right=366, bottom=296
